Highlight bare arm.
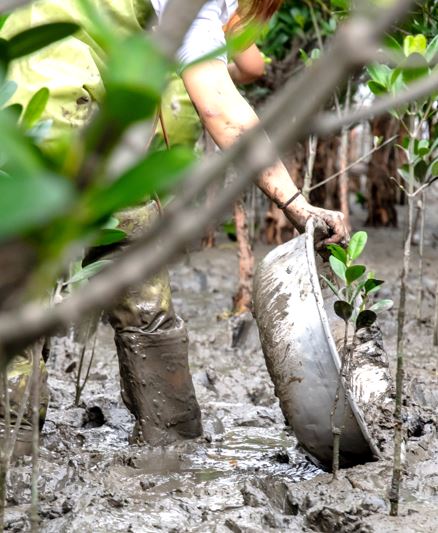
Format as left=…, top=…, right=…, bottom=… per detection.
left=227, top=44, right=265, bottom=85
left=181, top=59, right=348, bottom=245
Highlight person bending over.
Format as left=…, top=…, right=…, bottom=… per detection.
left=0, top=0, right=348, bottom=447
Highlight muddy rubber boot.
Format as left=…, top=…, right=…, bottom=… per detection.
left=113, top=316, right=202, bottom=445
left=86, top=203, right=202, bottom=445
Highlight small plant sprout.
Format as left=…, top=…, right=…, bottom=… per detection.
left=321, top=230, right=393, bottom=478
left=321, top=230, right=393, bottom=332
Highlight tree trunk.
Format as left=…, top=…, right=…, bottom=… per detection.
left=366, top=115, right=399, bottom=227
left=233, top=198, right=254, bottom=313
left=339, top=126, right=351, bottom=231
left=201, top=132, right=219, bottom=248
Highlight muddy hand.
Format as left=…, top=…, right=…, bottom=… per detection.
left=309, top=207, right=349, bottom=249
left=283, top=199, right=349, bottom=249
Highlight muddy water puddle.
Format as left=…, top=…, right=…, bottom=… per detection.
left=133, top=426, right=321, bottom=484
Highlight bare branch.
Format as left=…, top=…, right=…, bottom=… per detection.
left=309, top=135, right=398, bottom=192
left=313, top=70, right=438, bottom=137
left=0, top=0, right=33, bottom=12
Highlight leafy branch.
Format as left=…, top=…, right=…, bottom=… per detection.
left=321, top=231, right=393, bottom=331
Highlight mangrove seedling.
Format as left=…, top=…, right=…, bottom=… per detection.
left=320, top=230, right=393, bottom=477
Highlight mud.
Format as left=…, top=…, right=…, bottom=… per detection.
left=4, top=191, right=438, bottom=532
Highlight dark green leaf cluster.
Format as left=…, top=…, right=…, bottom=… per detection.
left=321, top=231, right=393, bottom=331
left=258, top=1, right=336, bottom=61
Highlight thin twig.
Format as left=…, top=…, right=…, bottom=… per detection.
left=309, top=135, right=397, bottom=192
left=0, top=351, right=9, bottom=532
left=389, top=112, right=416, bottom=517
left=331, top=320, right=349, bottom=479
left=30, top=349, right=40, bottom=532
left=389, top=175, right=438, bottom=197
left=416, top=192, right=426, bottom=322
left=433, top=280, right=438, bottom=347
left=75, top=317, right=100, bottom=406
left=303, top=135, right=318, bottom=200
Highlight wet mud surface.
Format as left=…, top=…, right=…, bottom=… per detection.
left=4, top=194, right=438, bottom=532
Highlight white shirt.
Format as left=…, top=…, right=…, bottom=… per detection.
left=150, top=0, right=238, bottom=66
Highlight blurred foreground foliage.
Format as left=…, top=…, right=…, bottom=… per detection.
left=0, top=0, right=437, bottom=298
left=0, top=1, right=196, bottom=295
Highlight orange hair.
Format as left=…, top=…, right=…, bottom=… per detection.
left=238, top=0, right=284, bottom=24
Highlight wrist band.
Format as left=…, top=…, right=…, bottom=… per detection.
left=276, top=191, right=302, bottom=210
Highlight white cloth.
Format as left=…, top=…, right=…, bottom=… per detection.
left=150, top=0, right=237, bottom=66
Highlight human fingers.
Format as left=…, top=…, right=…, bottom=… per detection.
left=316, top=212, right=349, bottom=248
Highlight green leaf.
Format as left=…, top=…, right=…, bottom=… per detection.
left=350, top=280, right=367, bottom=305
left=21, top=87, right=49, bottom=130
left=370, top=299, right=394, bottom=313
left=334, top=300, right=353, bottom=322
left=403, top=34, right=427, bottom=57
left=0, top=80, right=17, bottom=107
left=331, top=0, right=349, bottom=11
left=105, top=35, right=169, bottom=125
left=383, top=34, right=403, bottom=56
left=367, top=64, right=391, bottom=87
left=320, top=274, right=340, bottom=298
left=346, top=265, right=366, bottom=284
left=65, top=259, right=112, bottom=285
left=310, top=48, right=320, bottom=61
left=0, top=38, right=9, bottom=67
left=347, top=231, right=368, bottom=261
left=416, top=139, right=429, bottom=157
left=389, top=67, right=406, bottom=94
left=355, top=310, right=377, bottom=330
left=3, top=103, right=22, bottom=123
left=0, top=16, right=9, bottom=32
left=0, top=112, right=45, bottom=175
left=0, top=174, right=74, bottom=241
left=401, top=53, right=430, bottom=84
left=92, top=228, right=126, bottom=247
left=329, top=255, right=347, bottom=282
left=368, top=81, right=387, bottom=97
left=425, top=35, right=438, bottom=63
left=300, top=48, right=309, bottom=64
left=291, top=8, right=306, bottom=29
left=327, top=243, right=347, bottom=264
left=414, top=160, right=428, bottom=183
left=397, top=164, right=410, bottom=182
left=429, top=159, right=438, bottom=177
left=86, top=147, right=194, bottom=220
left=7, top=23, right=80, bottom=60
left=364, top=278, right=384, bottom=294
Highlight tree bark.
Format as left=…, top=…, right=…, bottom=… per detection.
left=232, top=198, right=254, bottom=313
left=366, top=115, right=399, bottom=227
left=339, top=126, right=351, bottom=230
